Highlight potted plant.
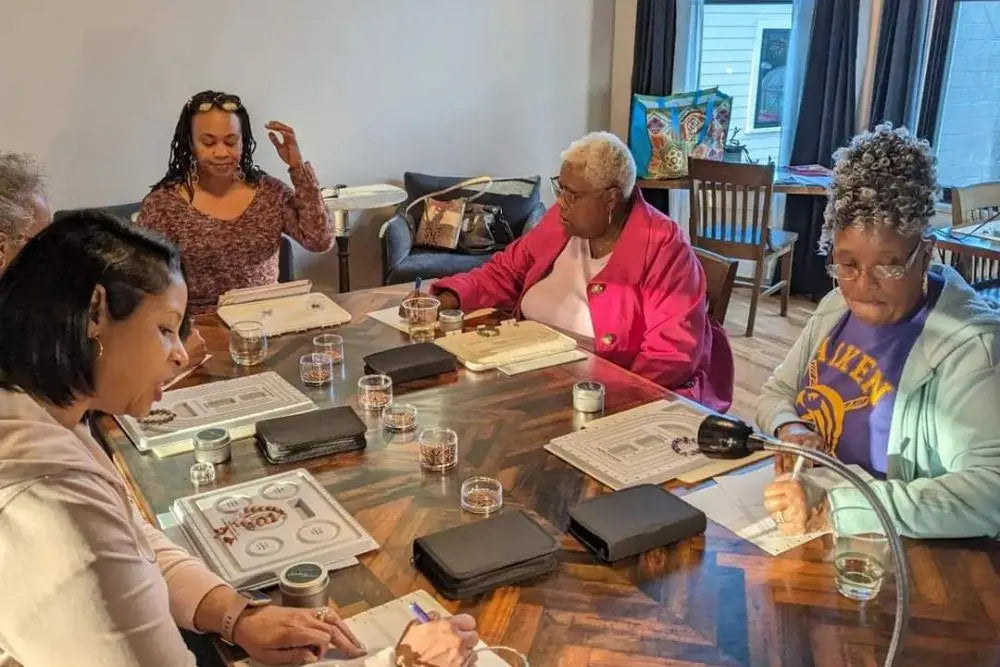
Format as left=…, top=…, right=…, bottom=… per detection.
left=724, top=128, right=749, bottom=163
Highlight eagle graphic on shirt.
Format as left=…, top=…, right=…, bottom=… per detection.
left=794, top=336, right=896, bottom=454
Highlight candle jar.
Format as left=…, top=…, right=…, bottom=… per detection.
left=193, top=428, right=231, bottom=464
left=438, top=309, right=464, bottom=333
left=572, top=381, right=605, bottom=413
left=279, top=562, right=330, bottom=609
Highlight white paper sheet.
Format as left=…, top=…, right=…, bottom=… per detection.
left=682, top=461, right=874, bottom=556
left=234, top=590, right=508, bottom=667
left=366, top=306, right=413, bottom=333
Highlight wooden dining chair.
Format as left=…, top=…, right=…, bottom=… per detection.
left=687, top=158, right=797, bottom=337
left=944, top=182, right=1000, bottom=284
left=693, top=247, right=738, bottom=326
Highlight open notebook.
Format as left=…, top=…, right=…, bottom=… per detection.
left=217, top=280, right=352, bottom=336
left=234, top=590, right=508, bottom=666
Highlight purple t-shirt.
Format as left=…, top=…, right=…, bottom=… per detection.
left=795, top=277, right=942, bottom=476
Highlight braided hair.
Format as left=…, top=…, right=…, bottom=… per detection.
left=150, top=90, right=264, bottom=199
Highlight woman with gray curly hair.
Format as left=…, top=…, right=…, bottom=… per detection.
left=757, top=123, right=1000, bottom=539
left=407, top=131, right=735, bottom=411
left=0, top=153, right=51, bottom=273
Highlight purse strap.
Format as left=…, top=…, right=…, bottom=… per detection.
left=404, top=176, right=494, bottom=220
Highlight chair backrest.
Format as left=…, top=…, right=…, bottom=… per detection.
left=693, top=246, right=738, bottom=325
left=952, top=182, right=1000, bottom=227
left=687, top=158, right=775, bottom=259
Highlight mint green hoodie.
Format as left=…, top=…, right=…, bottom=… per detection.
left=756, top=264, right=1000, bottom=538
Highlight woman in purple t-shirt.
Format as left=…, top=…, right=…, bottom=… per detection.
left=758, top=124, right=1000, bottom=539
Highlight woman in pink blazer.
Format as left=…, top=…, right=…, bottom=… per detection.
left=426, top=132, right=734, bottom=412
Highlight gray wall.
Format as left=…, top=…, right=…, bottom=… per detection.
left=0, top=0, right=614, bottom=289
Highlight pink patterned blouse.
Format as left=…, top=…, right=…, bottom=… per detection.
left=137, top=163, right=332, bottom=315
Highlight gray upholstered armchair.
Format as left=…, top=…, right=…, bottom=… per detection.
left=380, top=172, right=545, bottom=285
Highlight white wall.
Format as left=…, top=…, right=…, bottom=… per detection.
left=698, top=3, right=793, bottom=164
left=0, top=0, right=613, bottom=289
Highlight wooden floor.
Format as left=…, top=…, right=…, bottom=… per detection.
left=720, top=291, right=816, bottom=423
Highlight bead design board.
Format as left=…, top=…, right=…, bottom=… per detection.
left=545, top=400, right=711, bottom=490
left=170, top=469, right=377, bottom=590
left=117, top=372, right=315, bottom=458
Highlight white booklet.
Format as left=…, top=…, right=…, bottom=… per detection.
left=217, top=280, right=352, bottom=336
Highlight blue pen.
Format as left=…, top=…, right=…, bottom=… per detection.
left=408, top=601, right=432, bottom=624
left=414, top=276, right=422, bottom=293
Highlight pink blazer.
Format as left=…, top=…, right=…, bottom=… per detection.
left=434, top=192, right=735, bottom=412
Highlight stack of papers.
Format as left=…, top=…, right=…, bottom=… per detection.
left=682, top=462, right=874, bottom=555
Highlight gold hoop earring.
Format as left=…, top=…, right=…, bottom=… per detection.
left=93, top=337, right=104, bottom=360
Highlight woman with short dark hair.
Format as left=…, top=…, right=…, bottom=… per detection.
left=0, top=212, right=476, bottom=666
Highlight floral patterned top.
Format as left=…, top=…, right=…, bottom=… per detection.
left=137, top=163, right=332, bottom=315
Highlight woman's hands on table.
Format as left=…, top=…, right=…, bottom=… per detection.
left=233, top=604, right=365, bottom=665
left=764, top=473, right=831, bottom=536
left=774, top=422, right=826, bottom=475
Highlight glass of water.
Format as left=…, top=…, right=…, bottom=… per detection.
left=401, top=297, right=440, bottom=343
left=831, top=507, right=889, bottom=601
left=229, top=321, right=267, bottom=366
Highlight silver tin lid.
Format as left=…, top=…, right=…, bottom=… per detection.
left=279, top=562, right=329, bottom=595
left=573, top=381, right=605, bottom=397
left=194, top=428, right=230, bottom=450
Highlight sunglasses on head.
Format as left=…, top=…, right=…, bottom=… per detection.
left=188, top=94, right=242, bottom=113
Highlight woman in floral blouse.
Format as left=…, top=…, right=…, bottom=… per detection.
left=138, top=90, right=332, bottom=315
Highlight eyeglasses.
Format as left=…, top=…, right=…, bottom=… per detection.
left=552, top=179, right=614, bottom=207
left=189, top=93, right=242, bottom=113
left=826, top=238, right=928, bottom=281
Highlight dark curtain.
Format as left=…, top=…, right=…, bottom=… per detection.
left=916, top=0, right=957, bottom=141
left=783, top=0, right=860, bottom=299
left=631, top=0, right=676, bottom=215
left=869, top=0, right=924, bottom=128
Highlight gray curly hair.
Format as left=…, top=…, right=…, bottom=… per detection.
left=820, top=123, right=937, bottom=254
left=0, top=153, right=46, bottom=236
left=560, top=131, right=637, bottom=198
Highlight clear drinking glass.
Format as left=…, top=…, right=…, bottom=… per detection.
left=419, top=427, right=458, bottom=472
left=313, top=333, right=344, bottom=365
left=229, top=321, right=267, bottom=366
left=831, top=507, right=889, bottom=601
left=402, top=297, right=440, bottom=343
left=299, top=353, right=334, bottom=386
left=357, top=374, right=393, bottom=411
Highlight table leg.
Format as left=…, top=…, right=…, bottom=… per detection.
left=332, top=209, right=350, bottom=293
left=336, top=234, right=350, bottom=293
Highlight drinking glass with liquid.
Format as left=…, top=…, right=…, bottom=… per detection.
left=229, top=321, right=267, bottom=366
left=831, top=506, right=889, bottom=601
left=401, top=297, right=440, bottom=343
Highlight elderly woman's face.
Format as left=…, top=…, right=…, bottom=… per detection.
left=831, top=226, right=932, bottom=326
left=556, top=162, right=619, bottom=239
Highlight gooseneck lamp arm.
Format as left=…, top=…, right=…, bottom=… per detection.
left=697, top=414, right=909, bottom=667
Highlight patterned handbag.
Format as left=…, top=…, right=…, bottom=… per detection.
left=407, top=177, right=498, bottom=252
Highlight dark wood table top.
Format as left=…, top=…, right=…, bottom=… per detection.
left=94, top=284, right=1000, bottom=666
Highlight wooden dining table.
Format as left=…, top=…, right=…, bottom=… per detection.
left=93, top=284, right=1000, bottom=666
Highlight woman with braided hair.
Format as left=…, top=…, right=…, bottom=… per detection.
left=138, top=90, right=332, bottom=315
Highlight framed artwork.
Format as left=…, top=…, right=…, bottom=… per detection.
left=749, top=25, right=790, bottom=130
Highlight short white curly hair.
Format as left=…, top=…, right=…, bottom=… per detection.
left=821, top=123, right=937, bottom=254
left=560, top=131, right=637, bottom=198
left=0, top=153, right=45, bottom=236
